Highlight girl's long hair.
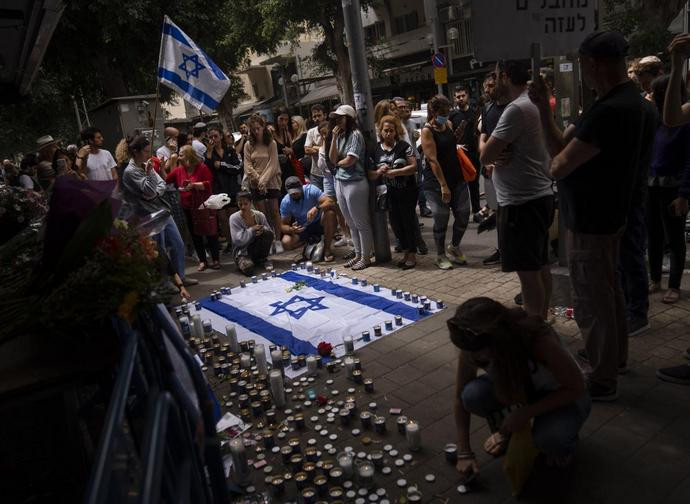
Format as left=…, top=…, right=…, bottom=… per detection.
left=247, top=113, right=273, bottom=146
left=447, top=297, right=550, bottom=404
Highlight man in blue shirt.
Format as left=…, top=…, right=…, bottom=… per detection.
left=280, top=176, right=337, bottom=262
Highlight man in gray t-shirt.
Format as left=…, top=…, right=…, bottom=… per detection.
left=480, top=60, right=554, bottom=321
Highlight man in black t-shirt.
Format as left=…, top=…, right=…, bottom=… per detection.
left=530, top=31, right=654, bottom=402
left=450, top=85, right=482, bottom=218
left=478, top=72, right=508, bottom=266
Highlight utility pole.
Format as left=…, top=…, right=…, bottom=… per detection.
left=342, top=0, right=391, bottom=263
left=424, top=0, right=443, bottom=94
left=71, top=95, right=83, bottom=132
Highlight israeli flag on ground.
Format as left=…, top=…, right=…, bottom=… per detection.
left=196, top=270, right=445, bottom=377
left=158, top=15, right=230, bottom=113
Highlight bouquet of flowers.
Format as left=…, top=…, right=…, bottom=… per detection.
left=0, top=177, right=169, bottom=344
left=0, top=186, right=48, bottom=245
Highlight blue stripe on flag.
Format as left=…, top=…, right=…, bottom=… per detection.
left=281, top=272, right=427, bottom=321
left=199, top=47, right=228, bottom=81
left=163, top=21, right=192, bottom=49
left=200, top=298, right=318, bottom=356
left=158, top=67, right=220, bottom=110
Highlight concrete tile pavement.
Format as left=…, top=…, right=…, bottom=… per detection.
left=187, top=213, right=690, bottom=502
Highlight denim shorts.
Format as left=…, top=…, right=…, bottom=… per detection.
left=323, top=171, right=336, bottom=198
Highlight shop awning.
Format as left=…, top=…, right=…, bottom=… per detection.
left=295, top=83, right=339, bottom=106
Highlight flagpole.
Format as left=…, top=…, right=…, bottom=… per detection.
left=151, top=16, right=166, bottom=151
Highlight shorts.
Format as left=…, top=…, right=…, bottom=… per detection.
left=251, top=188, right=281, bottom=201
left=498, top=195, right=554, bottom=272
left=299, top=220, right=324, bottom=243
left=323, top=172, right=336, bottom=198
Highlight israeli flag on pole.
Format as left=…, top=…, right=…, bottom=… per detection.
left=158, top=16, right=230, bottom=113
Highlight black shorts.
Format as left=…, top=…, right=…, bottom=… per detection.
left=299, top=220, right=324, bottom=243
left=498, top=195, right=554, bottom=272
left=251, top=188, right=281, bottom=201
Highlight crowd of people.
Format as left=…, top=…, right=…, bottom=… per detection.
left=3, top=28, right=690, bottom=482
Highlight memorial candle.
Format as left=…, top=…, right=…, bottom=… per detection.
left=229, top=437, right=250, bottom=485
left=406, top=420, right=421, bottom=451
left=226, top=325, right=239, bottom=353
left=254, top=344, right=268, bottom=375
left=270, top=369, right=286, bottom=407
left=306, top=355, right=318, bottom=375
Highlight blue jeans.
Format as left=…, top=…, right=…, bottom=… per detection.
left=461, top=375, right=591, bottom=457
left=155, top=216, right=186, bottom=280
left=424, top=182, right=470, bottom=256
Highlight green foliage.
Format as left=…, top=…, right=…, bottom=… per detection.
left=0, top=0, right=246, bottom=157
left=602, top=0, right=684, bottom=58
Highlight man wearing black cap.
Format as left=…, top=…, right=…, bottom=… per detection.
left=279, top=176, right=337, bottom=262
left=530, top=31, right=656, bottom=401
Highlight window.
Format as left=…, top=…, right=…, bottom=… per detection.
left=364, top=21, right=386, bottom=43
left=393, top=11, right=419, bottom=34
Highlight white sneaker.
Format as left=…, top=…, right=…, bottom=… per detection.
left=334, top=236, right=349, bottom=247
left=274, top=240, right=285, bottom=255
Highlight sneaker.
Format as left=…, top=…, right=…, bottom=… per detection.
left=274, top=241, right=285, bottom=255
left=435, top=255, right=453, bottom=270
left=482, top=249, right=501, bottom=266
left=587, top=379, right=619, bottom=402
left=577, top=349, right=629, bottom=375
left=656, top=363, right=690, bottom=385
left=628, top=317, right=650, bottom=337
left=334, top=236, right=349, bottom=247
left=477, top=213, right=497, bottom=234
left=182, top=277, right=199, bottom=287
left=417, top=243, right=429, bottom=255
left=446, top=244, right=468, bottom=265
left=420, top=206, right=433, bottom=217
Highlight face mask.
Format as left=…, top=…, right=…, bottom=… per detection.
left=436, top=115, right=448, bottom=125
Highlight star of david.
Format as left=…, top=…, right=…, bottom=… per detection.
left=178, top=53, right=205, bottom=79
left=270, top=295, right=328, bottom=320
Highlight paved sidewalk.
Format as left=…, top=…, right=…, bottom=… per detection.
left=186, top=213, right=690, bottom=503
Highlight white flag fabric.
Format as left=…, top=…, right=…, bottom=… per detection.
left=158, top=16, right=230, bottom=113
left=192, top=269, right=445, bottom=378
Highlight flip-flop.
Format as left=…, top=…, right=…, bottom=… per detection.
left=662, top=289, right=681, bottom=304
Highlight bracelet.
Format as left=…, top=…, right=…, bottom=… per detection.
left=457, top=451, right=476, bottom=460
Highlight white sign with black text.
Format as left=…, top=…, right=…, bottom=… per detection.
left=472, top=0, right=596, bottom=61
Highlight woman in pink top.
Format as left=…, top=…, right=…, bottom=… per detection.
left=166, top=145, right=221, bottom=271
left=243, top=113, right=283, bottom=253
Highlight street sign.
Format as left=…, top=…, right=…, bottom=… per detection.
left=434, top=67, right=448, bottom=85
left=471, top=0, right=596, bottom=61
left=432, top=52, right=446, bottom=68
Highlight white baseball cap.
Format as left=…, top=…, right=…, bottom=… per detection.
left=333, top=104, right=356, bottom=118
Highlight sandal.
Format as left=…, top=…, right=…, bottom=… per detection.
left=344, top=257, right=360, bottom=268
left=662, top=288, right=681, bottom=304
left=649, top=281, right=662, bottom=294
left=343, top=250, right=357, bottom=261
left=483, top=432, right=510, bottom=457
left=351, top=259, right=371, bottom=271
left=197, top=263, right=207, bottom=272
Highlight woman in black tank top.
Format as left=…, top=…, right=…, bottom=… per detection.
left=420, top=95, right=471, bottom=270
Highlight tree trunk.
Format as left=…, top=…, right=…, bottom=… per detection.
left=218, top=93, right=237, bottom=132
left=331, top=8, right=354, bottom=105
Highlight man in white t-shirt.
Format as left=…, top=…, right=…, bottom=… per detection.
left=156, top=127, right=180, bottom=161
left=480, top=59, right=554, bottom=321
left=192, top=122, right=208, bottom=159
left=304, top=104, right=326, bottom=189
left=76, top=127, right=117, bottom=181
